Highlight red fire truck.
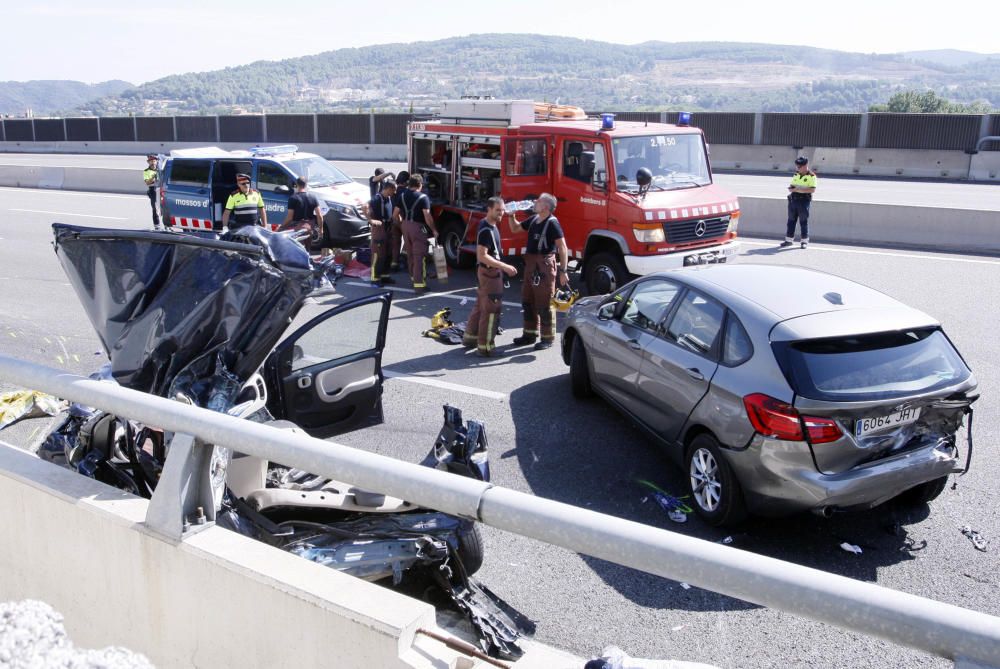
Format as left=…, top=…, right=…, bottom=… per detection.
left=407, top=99, right=740, bottom=294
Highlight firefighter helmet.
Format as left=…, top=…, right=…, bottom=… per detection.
left=552, top=287, right=579, bottom=313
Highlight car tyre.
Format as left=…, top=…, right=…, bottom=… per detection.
left=685, top=434, right=747, bottom=527
left=899, top=476, right=949, bottom=506
left=440, top=220, right=475, bottom=269
left=569, top=334, right=593, bottom=398
left=457, top=522, right=485, bottom=575
left=584, top=251, right=628, bottom=296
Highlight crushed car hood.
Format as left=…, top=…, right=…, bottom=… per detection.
left=52, top=224, right=317, bottom=406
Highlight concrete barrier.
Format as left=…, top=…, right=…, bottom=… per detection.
left=0, top=441, right=576, bottom=668
left=0, top=161, right=995, bottom=255
left=737, top=196, right=1000, bottom=254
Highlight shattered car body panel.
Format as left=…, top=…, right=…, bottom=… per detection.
left=52, top=224, right=319, bottom=407
left=43, top=224, right=525, bottom=659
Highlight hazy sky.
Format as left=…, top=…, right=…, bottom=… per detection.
left=2, top=0, right=998, bottom=84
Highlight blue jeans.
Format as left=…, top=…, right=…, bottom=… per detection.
left=786, top=198, right=810, bottom=240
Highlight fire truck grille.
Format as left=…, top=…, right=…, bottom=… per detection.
left=664, top=217, right=729, bottom=244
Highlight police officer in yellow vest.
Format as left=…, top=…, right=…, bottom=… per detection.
left=779, top=156, right=817, bottom=249
left=221, top=173, right=267, bottom=231
left=143, top=154, right=162, bottom=230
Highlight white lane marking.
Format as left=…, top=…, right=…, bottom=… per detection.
left=383, top=369, right=506, bottom=400
left=0, top=187, right=143, bottom=200
left=344, top=280, right=521, bottom=308
left=739, top=240, right=1000, bottom=266
left=9, top=208, right=127, bottom=220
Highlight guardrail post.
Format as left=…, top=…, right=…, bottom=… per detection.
left=262, top=114, right=268, bottom=144
left=369, top=109, right=376, bottom=145
left=144, top=433, right=220, bottom=541
left=859, top=113, right=870, bottom=149
left=753, top=112, right=763, bottom=145
left=313, top=113, right=319, bottom=145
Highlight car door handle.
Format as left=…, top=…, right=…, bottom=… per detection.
left=685, top=368, right=705, bottom=381
left=627, top=339, right=642, bottom=350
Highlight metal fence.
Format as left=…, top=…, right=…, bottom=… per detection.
left=1, top=112, right=997, bottom=151
left=0, top=353, right=998, bottom=668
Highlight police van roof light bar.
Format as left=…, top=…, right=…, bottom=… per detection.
left=250, top=144, right=299, bottom=156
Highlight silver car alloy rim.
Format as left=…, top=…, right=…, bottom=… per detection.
left=690, top=447, right=721, bottom=512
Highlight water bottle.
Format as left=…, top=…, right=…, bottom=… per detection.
left=503, top=199, right=534, bottom=214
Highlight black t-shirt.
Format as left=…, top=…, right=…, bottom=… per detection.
left=399, top=189, right=429, bottom=221
left=476, top=219, right=501, bottom=262
left=369, top=194, right=393, bottom=223
left=287, top=191, right=319, bottom=221
left=391, top=187, right=410, bottom=216
left=519, top=214, right=564, bottom=255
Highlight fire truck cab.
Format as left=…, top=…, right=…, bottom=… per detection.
left=407, top=99, right=740, bottom=294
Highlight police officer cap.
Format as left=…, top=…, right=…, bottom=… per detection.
left=236, top=173, right=251, bottom=183
left=794, top=156, right=809, bottom=166
left=146, top=154, right=157, bottom=160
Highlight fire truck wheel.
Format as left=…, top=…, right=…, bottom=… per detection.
left=584, top=252, right=628, bottom=295
left=440, top=221, right=475, bottom=269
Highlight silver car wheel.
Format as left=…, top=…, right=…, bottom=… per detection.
left=690, top=447, right=722, bottom=512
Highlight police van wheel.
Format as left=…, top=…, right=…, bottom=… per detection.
left=584, top=252, right=628, bottom=296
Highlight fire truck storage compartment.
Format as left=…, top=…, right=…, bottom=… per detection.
left=412, top=132, right=501, bottom=210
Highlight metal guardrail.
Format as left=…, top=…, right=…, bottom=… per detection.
left=1, top=353, right=998, bottom=668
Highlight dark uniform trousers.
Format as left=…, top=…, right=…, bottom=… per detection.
left=390, top=219, right=404, bottom=266
left=521, top=253, right=557, bottom=341
left=369, top=221, right=391, bottom=282
left=786, top=196, right=811, bottom=241
left=403, top=220, right=430, bottom=288
left=464, top=266, right=504, bottom=352
left=147, top=187, right=160, bottom=227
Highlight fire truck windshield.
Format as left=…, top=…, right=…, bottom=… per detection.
left=282, top=156, right=354, bottom=188
left=611, top=134, right=711, bottom=191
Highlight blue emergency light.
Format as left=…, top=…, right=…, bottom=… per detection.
left=677, top=111, right=692, bottom=126
left=601, top=113, right=615, bottom=130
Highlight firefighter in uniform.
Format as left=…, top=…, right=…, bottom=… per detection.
left=779, top=156, right=817, bottom=249
left=390, top=170, right=411, bottom=271
left=463, top=197, right=518, bottom=357
left=508, top=193, right=569, bottom=351
left=221, top=173, right=267, bottom=231
left=393, top=174, right=437, bottom=293
left=143, top=155, right=162, bottom=230
left=368, top=179, right=397, bottom=287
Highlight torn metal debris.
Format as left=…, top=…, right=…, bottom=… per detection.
left=40, top=225, right=525, bottom=659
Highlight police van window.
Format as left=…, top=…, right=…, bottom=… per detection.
left=169, top=160, right=210, bottom=188
left=257, top=162, right=291, bottom=192
left=505, top=139, right=546, bottom=177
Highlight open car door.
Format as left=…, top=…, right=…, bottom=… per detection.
left=264, top=293, right=392, bottom=437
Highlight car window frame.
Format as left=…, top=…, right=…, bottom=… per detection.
left=618, top=278, right=684, bottom=334
left=658, top=287, right=726, bottom=362
left=719, top=310, right=754, bottom=368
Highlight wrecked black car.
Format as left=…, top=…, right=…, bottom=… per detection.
left=40, top=224, right=523, bottom=659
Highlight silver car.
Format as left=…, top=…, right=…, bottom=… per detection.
left=561, top=264, right=978, bottom=526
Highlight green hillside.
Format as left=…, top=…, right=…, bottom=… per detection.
left=73, top=35, right=1000, bottom=115
left=0, top=80, right=132, bottom=116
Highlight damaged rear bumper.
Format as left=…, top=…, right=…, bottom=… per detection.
left=729, top=435, right=962, bottom=516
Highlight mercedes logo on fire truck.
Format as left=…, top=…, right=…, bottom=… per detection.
left=694, top=220, right=707, bottom=237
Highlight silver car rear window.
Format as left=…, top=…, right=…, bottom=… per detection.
left=773, top=328, right=970, bottom=402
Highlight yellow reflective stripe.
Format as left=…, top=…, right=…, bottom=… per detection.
left=370, top=252, right=379, bottom=281
left=485, top=314, right=495, bottom=351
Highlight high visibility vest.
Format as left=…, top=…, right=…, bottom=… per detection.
left=790, top=172, right=817, bottom=189
left=143, top=168, right=157, bottom=187
left=225, top=189, right=264, bottom=226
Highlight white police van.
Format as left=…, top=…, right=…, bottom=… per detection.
left=160, top=145, right=371, bottom=246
